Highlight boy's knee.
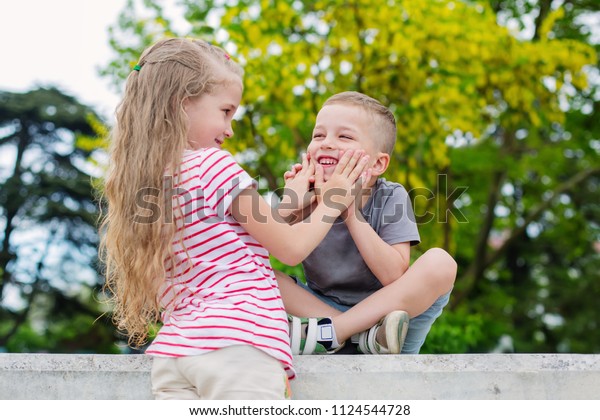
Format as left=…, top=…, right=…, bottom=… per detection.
left=423, top=248, right=457, bottom=287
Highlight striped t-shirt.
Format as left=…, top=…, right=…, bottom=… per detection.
left=146, top=148, right=295, bottom=379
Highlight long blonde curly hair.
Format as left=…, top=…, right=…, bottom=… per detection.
left=99, top=38, right=243, bottom=347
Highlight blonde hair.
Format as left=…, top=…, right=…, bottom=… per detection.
left=323, top=91, right=396, bottom=155
left=99, top=38, right=243, bottom=347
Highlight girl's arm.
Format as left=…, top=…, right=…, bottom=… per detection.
left=231, top=150, right=369, bottom=266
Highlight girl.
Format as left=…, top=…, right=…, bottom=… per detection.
left=99, top=38, right=369, bottom=400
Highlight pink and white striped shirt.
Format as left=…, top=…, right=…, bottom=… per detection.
left=146, top=148, right=294, bottom=379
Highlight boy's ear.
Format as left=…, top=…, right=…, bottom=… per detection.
left=371, top=152, right=390, bottom=177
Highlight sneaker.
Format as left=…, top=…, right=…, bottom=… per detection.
left=357, top=310, right=409, bottom=354
left=288, top=315, right=345, bottom=355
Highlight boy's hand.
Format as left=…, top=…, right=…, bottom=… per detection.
left=315, top=150, right=370, bottom=212
left=279, top=153, right=316, bottom=221
left=342, top=167, right=372, bottom=222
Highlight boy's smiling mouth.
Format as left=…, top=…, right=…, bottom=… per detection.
left=317, top=156, right=338, bottom=166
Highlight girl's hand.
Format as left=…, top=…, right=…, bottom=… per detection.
left=283, top=163, right=304, bottom=181
left=279, top=152, right=316, bottom=221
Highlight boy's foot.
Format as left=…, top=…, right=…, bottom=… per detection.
left=356, top=310, right=410, bottom=354
left=288, top=315, right=345, bottom=355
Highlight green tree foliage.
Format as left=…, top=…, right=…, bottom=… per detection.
left=456, top=0, right=600, bottom=353
left=0, top=88, right=119, bottom=353
left=100, top=0, right=599, bottom=353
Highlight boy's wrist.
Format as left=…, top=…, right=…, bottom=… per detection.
left=315, top=199, right=344, bottom=222
left=344, top=207, right=365, bottom=226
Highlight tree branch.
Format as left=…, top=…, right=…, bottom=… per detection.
left=452, top=165, right=600, bottom=307
left=533, top=0, right=552, bottom=41
left=0, top=226, right=56, bottom=347
left=484, top=166, right=600, bottom=268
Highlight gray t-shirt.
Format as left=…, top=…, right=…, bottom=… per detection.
left=302, top=177, right=420, bottom=306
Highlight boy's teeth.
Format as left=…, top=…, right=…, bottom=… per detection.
left=319, top=158, right=337, bottom=165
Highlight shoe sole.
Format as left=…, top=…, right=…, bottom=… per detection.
left=384, top=311, right=410, bottom=354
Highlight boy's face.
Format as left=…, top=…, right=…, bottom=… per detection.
left=307, top=103, right=382, bottom=181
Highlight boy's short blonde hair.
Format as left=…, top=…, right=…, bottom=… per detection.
left=322, top=91, right=396, bottom=155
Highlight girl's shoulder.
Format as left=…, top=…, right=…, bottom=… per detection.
left=181, top=147, right=234, bottom=166
left=183, top=147, right=233, bottom=159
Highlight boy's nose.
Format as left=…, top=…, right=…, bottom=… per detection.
left=224, top=126, right=233, bottom=138
left=321, top=135, right=334, bottom=148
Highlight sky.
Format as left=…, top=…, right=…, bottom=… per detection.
left=3, top=1, right=597, bottom=123
left=1, top=0, right=129, bottom=121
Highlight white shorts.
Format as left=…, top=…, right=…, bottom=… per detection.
left=151, top=345, right=291, bottom=400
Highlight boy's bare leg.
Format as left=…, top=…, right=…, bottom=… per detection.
left=332, top=248, right=457, bottom=343
left=275, top=270, right=341, bottom=318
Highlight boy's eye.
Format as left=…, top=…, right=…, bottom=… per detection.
left=312, top=133, right=324, bottom=139
left=340, top=135, right=353, bottom=140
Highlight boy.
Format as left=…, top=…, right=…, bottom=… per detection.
left=277, top=91, right=457, bottom=354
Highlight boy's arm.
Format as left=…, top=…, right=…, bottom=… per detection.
left=344, top=191, right=411, bottom=286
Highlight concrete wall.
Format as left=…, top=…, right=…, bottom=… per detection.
left=1, top=353, right=599, bottom=400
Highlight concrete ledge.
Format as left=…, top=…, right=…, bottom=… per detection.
left=1, top=353, right=599, bottom=399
